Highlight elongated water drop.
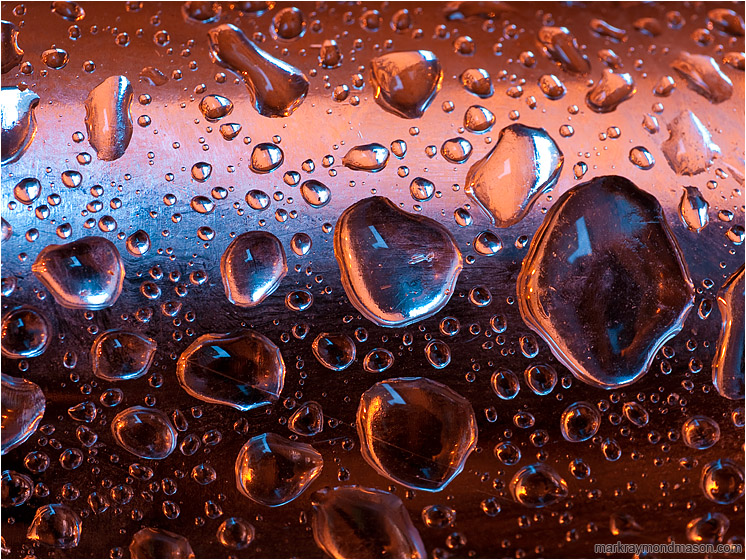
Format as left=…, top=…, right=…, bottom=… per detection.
left=1, top=86, right=39, bottom=165
left=129, top=528, right=194, bottom=559
left=672, top=52, right=733, bottom=103
left=91, top=330, right=156, bottom=381
left=207, top=24, right=309, bottom=117
left=300, top=179, right=331, bottom=208
left=712, top=265, right=744, bottom=400
left=538, top=26, right=590, bottom=74
left=220, top=231, right=287, bottom=307
left=511, top=463, right=568, bottom=508
left=369, top=50, right=442, bottom=118
left=1, top=20, right=23, bottom=74
left=342, top=143, right=389, bottom=172
left=312, top=333, right=355, bottom=371
left=1, top=374, right=45, bottom=455
left=84, top=76, right=133, bottom=161
left=289, top=401, right=324, bottom=436
left=678, top=186, right=709, bottom=232
left=585, top=69, right=635, bottom=113
left=662, top=110, right=720, bottom=175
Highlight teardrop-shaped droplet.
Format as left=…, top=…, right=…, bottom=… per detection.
left=176, top=330, right=285, bottom=411
left=191, top=161, right=212, bottom=182
left=460, top=68, right=493, bottom=97
left=342, top=143, right=389, bottom=172
left=464, top=104, right=495, bottom=133
left=126, top=229, right=151, bottom=256
left=335, top=197, right=462, bottom=327
left=662, top=110, right=720, bottom=175
left=13, top=177, right=41, bottom=205
left=466, top=123, right=563, bottom=227
left=312, top=333, right=356, bottom=371
left=41, top=48, right=69, bottom=69
left=311, top=486, right=427, bottom=559
left=220, top=231, right=287, bottom=307
left=27, top=504, right=81, bottom=549
left=679, top=186, right=709, bottom=232
left=1, top=86, right=40, bottom=165
left=2, top=20, right=23, bottom=74
left=712, top=265, right=744, bottom=400
left=300, top=179, right=331, bottom=208
left=629, top=146, right=655, bottom=169
left=474, top=230, right=503, bottom=256
left=288, top=401, right=324, bottom=436
left=250, top=142, right=284, bottom=173
left=538, top=26, right=590, bottom=74
left=585, top=69, right=635, bottom=113
left=510, top=463, right=568, bottom=508
left=219, top=122, right=241, bottom=140
left=235, top=433, right=323, bottom=506
left=1, top=374, right=45, bottom=455
left=129, top=528, right=194, bottom=559
left=357, top=377, right=477, bottom=491
left=622, top=402, right=649, bottom=427
left=111, top=406, right=176, bottom=460
left=84, top=76, right=133, bottom=161
left=207, top=24, right=309, bottom=117
left=91, top=330, right=156, bottom=381
left=671, top=52, right=733, bottom=103
left=199, top=94, right=233, bottom=121
left=32, top=237, right=125, bottom=310
left=1, top=306, right=50, bottom=358
left=369, top=50, right=442, bottom=118
left=518, top=175, right=695, bottom=389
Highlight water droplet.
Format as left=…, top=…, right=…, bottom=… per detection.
left=272, top=6, right=305, bottom=40
left=712, top=265, right=744, bottom=399
left=129, top=528, right=194, bottom=559
left=219, top=122, right=241, bottom=140
left=126, top=229, right=151, bottom=256
left=662, top=110, right=720, bottom=175
left=538, top=26, right=590, bottom=74
left=342, top=143, right=389, bottom=172
left=199, top=94, right=233, bottom=121
left=217, top=517, right=255, bottom=550
left=319, top=39, right=342, bottom=68
left=288, top=401, right=324, bottom=436
left=629, top=146, right=655, bottom=169
left=312, top=333, right=356, bottom=371
left=335, top=197, right=462, bottom=327
left=300, top=179, right=331, bottom=208
left=708, top=8, right=745, bottom=36
left=245, top=189, right=270, bottom=210
left=177, top=330, right=285, bottom=411
left=91, top=330, right=156, bottom=381
left=13, top=177, right=41, bottom=205
left=510, top=463, right=568, bottom=508
left=686, top=513, right=729, bottom=544
left=409, top=177, right=435, bottom=201
left=235, top=433, right=323, bottom=506
left=41, top=47, right=69, bottom=69
left=441, top=137, right=472, bottom=163
left=425, top=339, right=451, bottom=369
left=1, top=470, right=33, bottom=507
left=370, top=50, right=442, bottom=118
left=679, top=186, right=709, bottom=232
left=722, top=51, right=745, bottom=71
left=524, top=364, right=557, bottom=395
left=1, top=374, right=45, bottom=455
left=491, top=369, right=520, bottom=399
left=518, top=175, right=694, bottom=389
left=622, top=402, right=649, bottom=427
left=111, top=406, right=177, bottom=460
left=701, top=459, right=744, bottom=504
left=289, top=232, right=311, bottom=256
left=220, top=231, right=287, bottom=307
left=311, top=486, right=426, bottom=559
left=464, top=105, right=495, bottom=133
left=207, top=24, right=309, bottom=117
left=682, top=415, right=720, bottom=449
left=1, top=306, right=50, bottom=358
left=1, top=86, right=40, bottom=165
left=560, top=401, right=601, bottom=442
left=585, top=69, right=635, bottom=113
left=460, top=68, right=493, bottom=97
left=32, top=237, right=125, bottom=310
left=27, top=504, right=81, bottom=549
left=466, top=123, right=563, bottom=227
left=191, top=161, right=212, bottom=182
left=250, top=142, right=284, bottom=173
left=286, top=289, right=313, bottom=311
left=357, top=377, right=477, bottom=491
left=2, top=20, right=24, bottom=74
left=671, top=52, right=733, bottom=103
left=51, top=1, right=85, bottom=21
left=538, top=74, right=566, bottom=99
left=84, top=76, right=133, bottom=161
left=363, top=348, right=394, bottom=373
left=590, top=18, right=627, bottom=41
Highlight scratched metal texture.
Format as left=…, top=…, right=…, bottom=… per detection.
left=1, top=1, right=744, bottom=558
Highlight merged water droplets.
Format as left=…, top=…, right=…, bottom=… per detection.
left=1, top=306, right=50, bottom=358
left=129, top=528, right=194, bottom=559
left=357, top=377, right=477, bottom=491
left=466, top=124, right=563, bottom=227
left=518, top=176, right=695, bottom=389
left=342, top=143, right=389, bottom=172
left=1, top=374, right=45, bottom=455
left=111, top=406, right=177, bottom=460
left=84, top=76, right=133, bottom=161
left=1, top=20, right=23, bottom=74
left=679, top=186, right=709, bottom=232
left=311, top=486, right=426, bottom=559
left=27, top=504, right=81, bottom=549
left=662, top=110, right=720, bottom=175
left=369, top=50, right=442, bottom=118
left=235, top=433, right=323, bottom=506
left=207, top=24, right=309, bottom=117
left=176, top=330, right=285, bottom=411
left=712, top=265, right=744, bottom=400
left=32, top=237, right=125, bottom=310
left=671, top=52, right=733, bottom=103
left=220, top=232, right=287, bottom=307
left=1, top=86, right=40, bottom=165
left=312, top=333, right=356, bottom=371
left=334, top=197, right=462, bottom=327
left=91, top=330, right=156, bottom=381
left=537, top=26, right=590, bottom=74
left=510, top=464, right=568, bottom=508
left=585, top=70, right=635, bottom=113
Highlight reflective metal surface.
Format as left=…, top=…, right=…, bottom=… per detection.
left=1, top=2, right=744, bottom=558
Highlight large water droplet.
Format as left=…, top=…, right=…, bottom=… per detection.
left=91, top=330, right=156, bottom=381
left=585, top=69, right=635, bottom=113
left=369, top=50, right=442, bottom=118
left=235, top=433, right=323, bottom=506
left=518, top=175, right=695, bottom=389
left=84, top=76, right=133, bottom=161
left=671, top=52, right=733, bottom=103
left=708, top=8, right=745, bottom=36
left=2, top=470, right=33, bottom=507
left=312, top=333, right=356, bottom=371
left=1, top=374, right=45, bottom=455
left=441, top=137, right=472, bottom=163
left=27, top=504, right=81, bottom=549
left=538, top=26, right=590, bottom=74
left=1, top=20, right=23, bottom=74
left=217, top=517, right=255, bottom=550
left=129, top=528, right=194, bottom=559
left=560, top=401, right=601, bottom=441
left=311, top=486, right=427, bottom=559
left=474, top=231, right=503, bottom=256
left=712, top=265, right=744, bottom=400
left=289, top=401, right=324, bottom=436
left=686, top=513, right=729, bottom=544
left=111, top=406, right=177, bottom=460
left=199, top=94, right=233, bottom=121
left=466, top=123, right=563, bottom=227
left=678, top=186, right=709, bottom=232
left=250, top=142, right=283, bottom=173
left=272, top=6, right=305, bottom=40
left=41, top=47, right=68, bottom=69
left=510, top=463, right=568, bottom=508
left=629, top=146, right=655, bottom=169
left=207, top=24, right=309, bottom=117
left=335, top=197, right=462, bottom=327
left=300, top=179, right=331, bottom=208
left=176, top=330, right=285, bottom=411
left=681, top=415, right=720, bottom=449
left=1, top=306, right=50, bottom=358
left=701, top=459, right=744, bottom=504
left=460, top=68, right=493, bottom=97
left=662, top=110, right=720, bottom=175
left=13, top=177, right=41, bottom=205
left=342, top=143, right=389, bottom=172
left=126, top=229, right=151, bottom=256
left=464, top=104, right=495, bottom=133
left=357, top=377, right=477, bottom=491
left=220, top=231, right=287, bottom=307
left=51, top=1, right=85, bottom=21
left=1, top=86, right=39, bottom=165
left=524, top=363, right=557, bottom=395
